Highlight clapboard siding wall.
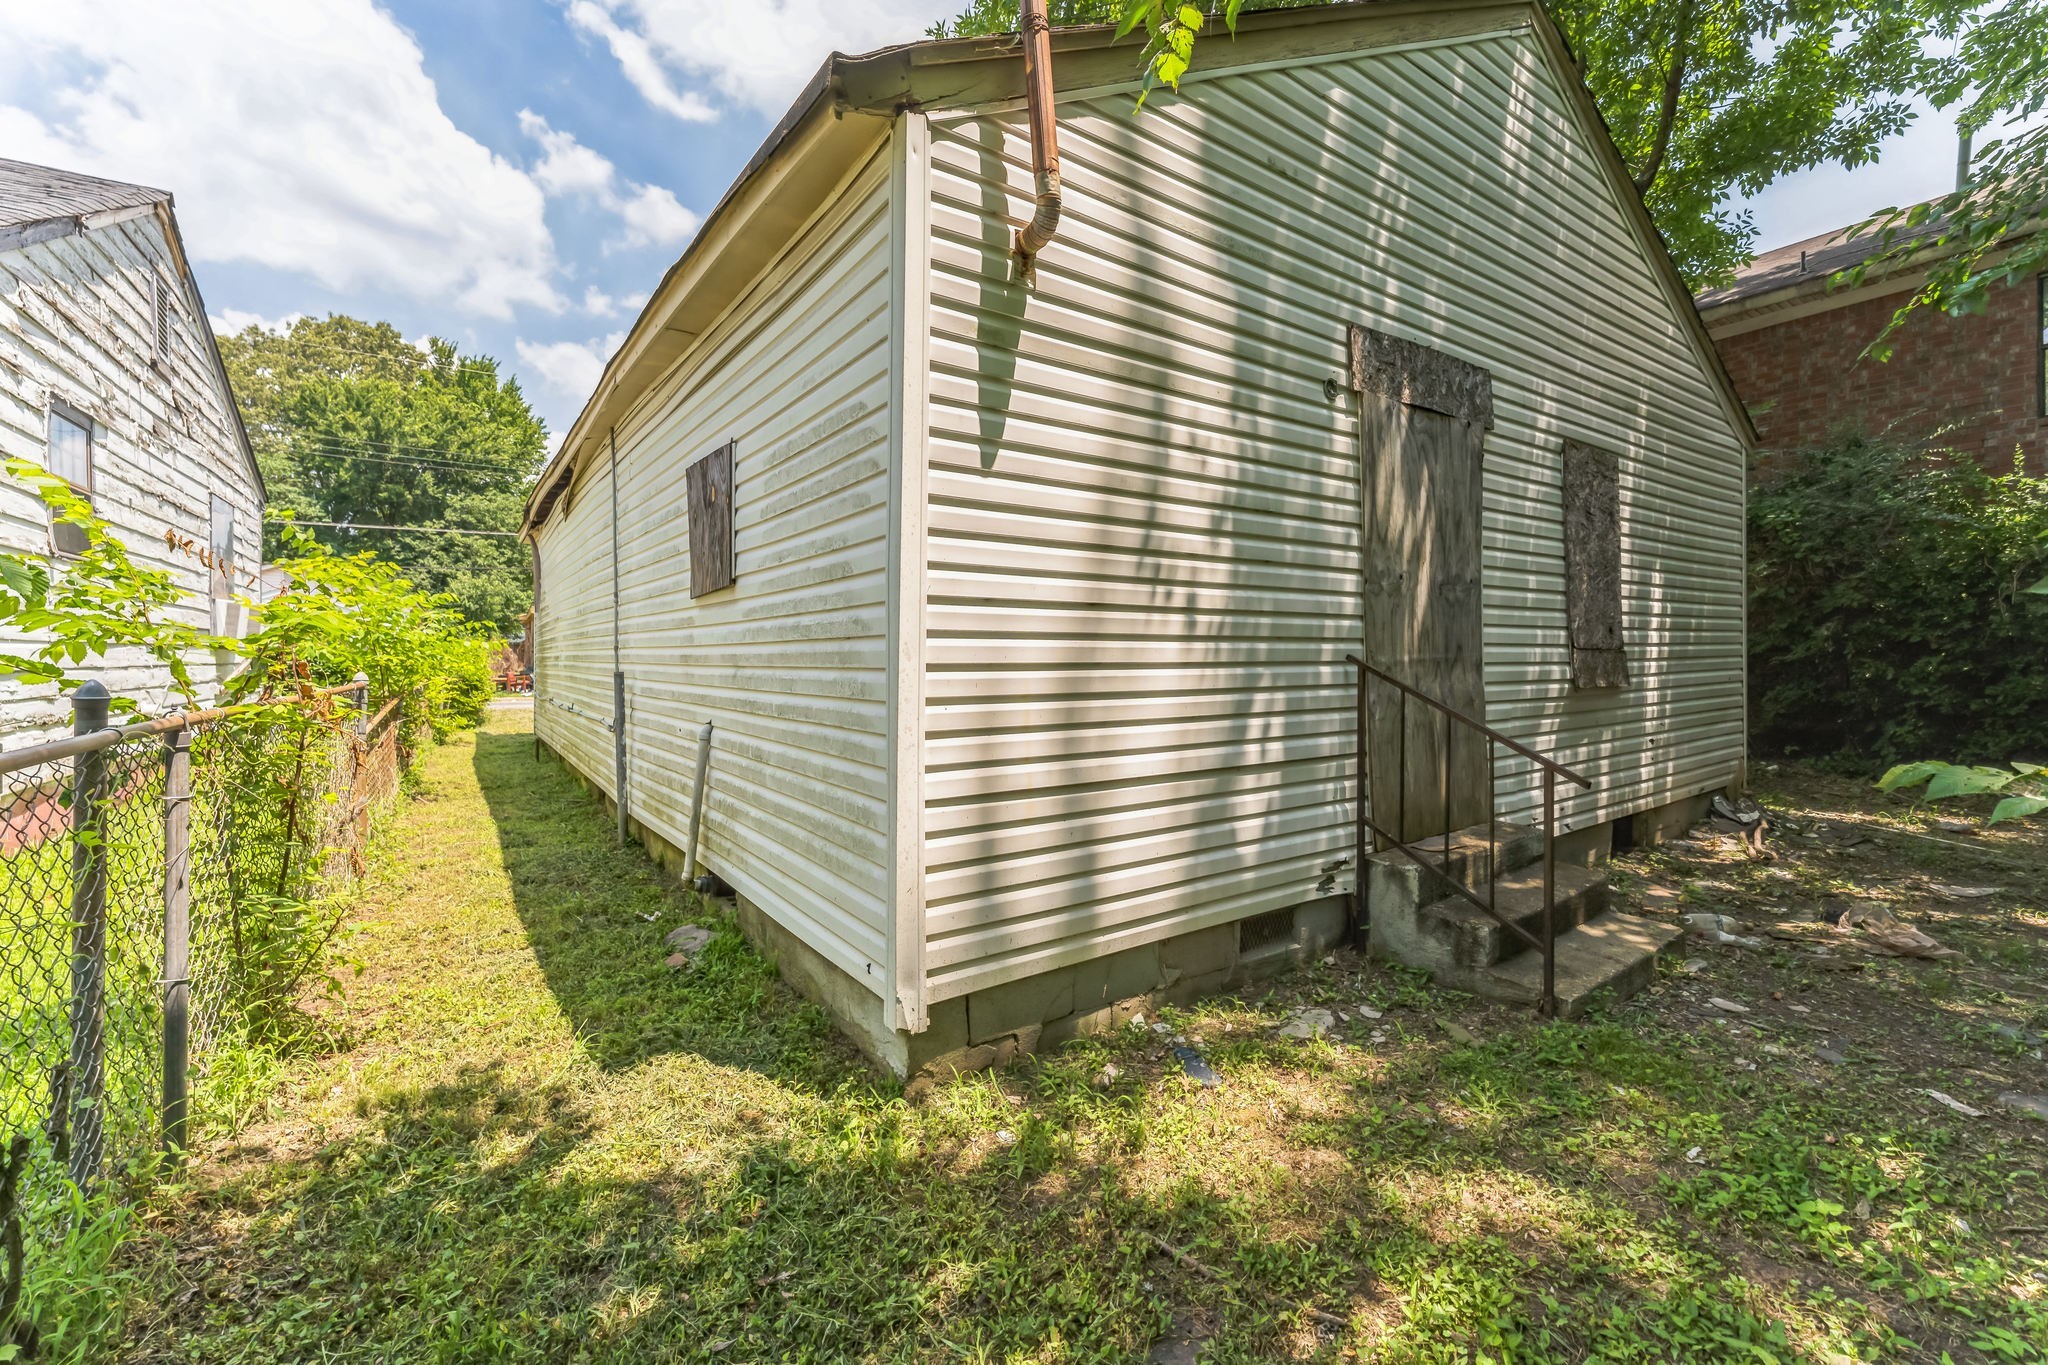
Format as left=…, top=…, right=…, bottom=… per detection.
left=0, top=213, right=261, bottom=746
left=915, top=27, right=1747, bottom=1002
left=535, top=149, right=898, bottom=994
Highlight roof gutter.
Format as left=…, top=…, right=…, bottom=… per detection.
left=1012, top=0, right=1062, bottom=287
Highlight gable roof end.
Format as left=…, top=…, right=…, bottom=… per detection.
left=525, top=0, right=1755, bottom=531
left=0, top=158, right=264, bottom=499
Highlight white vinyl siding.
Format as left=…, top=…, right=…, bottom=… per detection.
left=915, top=28, right=1747, bottom=1002
left=532, top=455, right=620, bottom=791
left=0, top=214, right=262, bottom=745
left=535, top=148, right=898, bottom=994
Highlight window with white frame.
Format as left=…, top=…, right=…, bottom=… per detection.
left=46, top=403, right=93, bottom=557
left=209, top=494, right=236, bottom=598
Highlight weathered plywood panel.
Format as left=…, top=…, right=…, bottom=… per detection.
left=1562, top=438, right=1627, bottom=688
left=0, top=214, right=262, bottom=747
left=534, top=149, right=897, bottom=994
left=1360, top=392, right=1488, bottom=840
left=916, top=25, right=1748, bottom=1002
left=685, top=440, right=735, bottom=597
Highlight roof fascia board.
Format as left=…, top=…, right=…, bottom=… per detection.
left=1699, top=273, right=1923, bottom=339
left=1700, top=221, right=2041, bottom=328
left=608, top=142, right=893, bottom=459
left=0, top=200, right=161, bottom=257
left=81, top=203, right=157, bottom=232
left=0, top=216, right=84, bottom=254
left=527, top=90, right=885, bottom=529
left=865, top=0, right=1532, bottom=114
left=926, top=22, right=1529, bottom=120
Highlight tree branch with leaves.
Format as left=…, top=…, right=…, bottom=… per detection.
left=1842, top=0, right=2046, bottom=357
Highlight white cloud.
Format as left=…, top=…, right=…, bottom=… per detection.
left=565, top=0, right=962, bottom=121
left=0, top=1, right=564, bottom=319
left=209, top=308, right=306, bottom=336
left=519, top=110, right=699, bottom=251
left=614, top=183, right=697, bottom=250
left=517, top=330, right=628, bottom=405
left=580, top=286, right=650, bottom=318
left=563, top=0, right=718, bottom=123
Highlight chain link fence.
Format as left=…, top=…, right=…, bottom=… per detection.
left=0, top=679, right=407, bottom=1352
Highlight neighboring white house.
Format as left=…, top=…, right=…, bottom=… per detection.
left=523, top=0, right=1754, bottom=1077
left=0, top=160, right=264, bottom=746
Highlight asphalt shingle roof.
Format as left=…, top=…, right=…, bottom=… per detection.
left=1697, top=207, right=1946, bottom=307
left=0, top=158, right=170, bottom=233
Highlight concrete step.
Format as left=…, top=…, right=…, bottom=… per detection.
left=1371, top=861, right=1608, bottom=976
left=1482, top=911, right=1682, bottom=1017
left=1420, top=863, right=1611, bottom=971
left=1364, top=821, right=1542, bottom=917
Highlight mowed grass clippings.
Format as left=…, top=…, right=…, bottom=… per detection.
left=125, top=711, right=2048, bottom=1363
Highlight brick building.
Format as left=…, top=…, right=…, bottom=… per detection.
left=1699, top=218, right=2046, bottom=471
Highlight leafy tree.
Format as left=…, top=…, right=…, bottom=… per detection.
left=933, top=0, right=1993, bottom=285
left=218, top=316, right=543, bottom=633
left=1846, top=0, right=2046, bottom=354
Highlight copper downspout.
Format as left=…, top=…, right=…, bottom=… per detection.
left=1013, top=0, right=1061, bottom=285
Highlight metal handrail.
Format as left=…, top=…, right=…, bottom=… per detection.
left=1345, top=657, right=1592, bottom=790
left=1346, top=653, right=1590, bottom=1018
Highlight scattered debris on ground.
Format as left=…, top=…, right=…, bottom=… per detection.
left=1173, top=1046, right=1220, bottom=1088
left=1276, top=1006, right=1334, bottom=1039
left=663, top=922, right=714, bottom=968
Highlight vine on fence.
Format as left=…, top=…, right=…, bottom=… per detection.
left=0, top=464, right=495, bottom=1357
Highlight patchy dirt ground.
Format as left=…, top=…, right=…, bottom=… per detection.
left=1612, top=762, right=2048, bottom=1134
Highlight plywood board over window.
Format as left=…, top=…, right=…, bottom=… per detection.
left=686, top=440, right=735, bottom=597
left=1562, top=438, right=1628, bottom=689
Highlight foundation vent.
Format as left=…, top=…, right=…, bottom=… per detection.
left=1238, top=907, right=1295, bottom=954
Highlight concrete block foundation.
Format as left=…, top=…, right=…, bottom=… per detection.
left=539, top=737, right=1729, bottom=1083
left=731, top=892, right=1356, bottom=1086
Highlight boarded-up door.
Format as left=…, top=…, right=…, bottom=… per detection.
left=1350, top=325, right=1495, bottom=843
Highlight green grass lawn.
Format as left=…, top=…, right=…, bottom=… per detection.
left=125, top=709, right=2048, bottom=1363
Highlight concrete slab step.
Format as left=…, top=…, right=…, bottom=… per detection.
left=1364, top=821, right=1541, bottom=918
left=1482, top=911, right=1682, bottom=1017
left=1421, top=863, right=1610, bottom=971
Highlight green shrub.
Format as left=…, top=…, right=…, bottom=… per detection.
left=435, top=642, right=498, bottom=735
left=233, top=530, right=496, bottom=744
left=1748, top=435, right=2048, bottom=764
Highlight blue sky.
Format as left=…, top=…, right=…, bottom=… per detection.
left=0, top=0, right=1978, bottom=444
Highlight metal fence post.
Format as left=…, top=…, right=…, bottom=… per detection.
left=161, top=725, right=193, bottom=1163
left=67, top=681, right=111, bottom=1191
left=352, top=672, right=369, bottom=737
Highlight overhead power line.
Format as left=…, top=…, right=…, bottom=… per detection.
left=272, top=518, right=519, bottom=539
left=286, top=430, right=540, bottom=460
left=287, top=446, right=535, bottom=477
